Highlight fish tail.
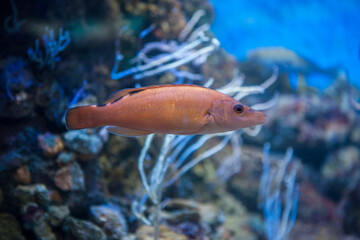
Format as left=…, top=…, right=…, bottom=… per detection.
left=65, top=105, right=101, bottom=130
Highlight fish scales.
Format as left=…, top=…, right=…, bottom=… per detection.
left=103, top=85, right=217, bottom=133
left=65, top=84, right=267, bottom=136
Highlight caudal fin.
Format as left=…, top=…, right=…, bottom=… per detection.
left=65, top=105, right=101, bottom=130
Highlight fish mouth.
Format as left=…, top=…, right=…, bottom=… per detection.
left=245, top=110, right=267, bottom=125
left=256, top=112, right=267, bottom=124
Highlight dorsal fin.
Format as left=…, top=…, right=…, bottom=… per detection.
left=104, top=88, right=144, bottom=104
left=104, top=84, right=206, bottom=104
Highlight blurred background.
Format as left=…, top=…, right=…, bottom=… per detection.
left=211, top=0, right=360, bottom=90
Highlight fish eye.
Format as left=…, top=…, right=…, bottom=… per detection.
left=233, top=104, right=245, bottom=114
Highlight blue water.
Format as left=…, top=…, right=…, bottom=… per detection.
left=210, top=0, right=360, bottom=89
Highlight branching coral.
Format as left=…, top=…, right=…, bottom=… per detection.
left=258, top=143, right=300, bottom=240
left=27, top=27, right=71, bottom=69
left=111, top=10, right=218, bottom=81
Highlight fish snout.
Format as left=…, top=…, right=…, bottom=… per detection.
left=246, top=109, right=267, bottom=124
left=257, top=111, right=267, bottom=124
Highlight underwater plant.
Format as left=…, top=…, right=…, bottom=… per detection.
left=4, top=0, right=26, bottom=34
left=111, top=10, right=218, bottom=82
left=27, top=27, right=70, bottom=69
left=258, top=143, right=299, bottom=240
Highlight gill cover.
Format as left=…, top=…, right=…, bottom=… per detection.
left=209, top=98, right=232, bottom=125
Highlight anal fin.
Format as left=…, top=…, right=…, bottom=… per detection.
left=106, top=126, right=152, bottom=137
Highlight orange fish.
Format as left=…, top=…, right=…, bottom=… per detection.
left=65, top=84, right=266, bottom=136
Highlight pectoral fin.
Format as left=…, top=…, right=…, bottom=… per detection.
left=106, top=126, right=152, bottom=137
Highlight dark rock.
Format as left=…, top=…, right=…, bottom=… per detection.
left=49, top=190, right=63, bottom=204
left=216, top=189, right=261, bottom=240
left=67, top=191, right=105, bottom=219
left=290, top=220, right=342, bottom=240
left=0, top=150, right=26, bottom=173
left=162, top=198, right=224, bottom=227
left=90, top=204, right=128, bottom=239
left=321, top=146, right=360, bottom=202
left=13, top=184, right=50, bottom=208
left=0, top=213, right=26, bottom=240
left=0, top=127, right=40, bottom=173
left=54, top=161, right=85, bottom=191
left=13, top=165, right=31, bottom=184
left=123, top=0, right=186, bottom=40
left=56, top=151, right=76, bottom=166
left=27, top=154, right=56, bottom=184
left=12, top=187, right=56, bottom=240
left=201, top=49, right=237, bottom=88
left=63, top=129, right=103, bottom=160
left=168, top=221, right=206, bottom=240
left=37, top=132, right=64, bottom=158
left=35, top=81, right=68, bottom=126
left=63, top=216, right=106, bottom=240
left=32, top=218, right=56, bottom=240
left=342, top=180, right=360, bottom=236
left=136, top=225, right=187, bottom=240
left=297, top=182, right=339, bottom=222
left=49, top=205, right=70, bottom=227
left=0, top=92, right=35, bottom=119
